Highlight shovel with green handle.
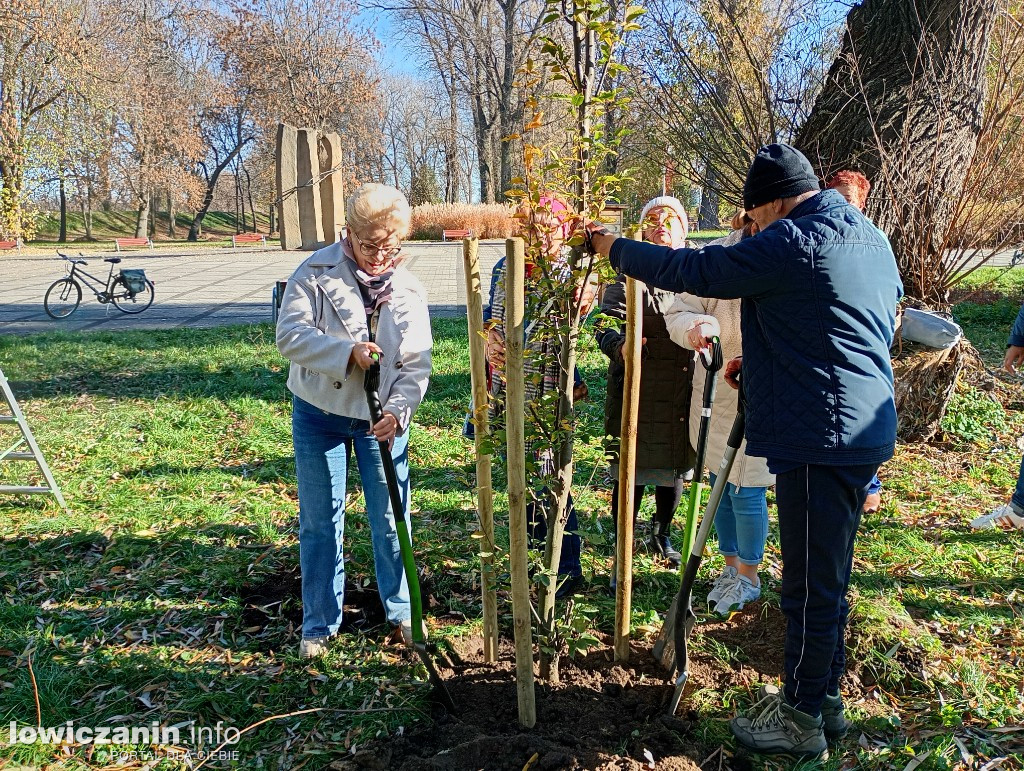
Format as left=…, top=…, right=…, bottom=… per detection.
left=363, top=352, right=457, bottom=712
left=652, top=337, right=722, bottom=668
left=681, top=338, right=723, bottom=561
left=666, top=375, right=746, bottom=714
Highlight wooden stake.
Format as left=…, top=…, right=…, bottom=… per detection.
left=504, top=237, right=536, bottom=727
left=614, top=276, right=643, bottom=662
left=462, top=237, right=498, bottom=663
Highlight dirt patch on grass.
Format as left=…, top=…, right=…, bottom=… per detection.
left=335, top=602, right=801, bottom=770
left=238, top=567, right=394, bottom=644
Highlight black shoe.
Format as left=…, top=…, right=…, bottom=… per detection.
left=555, top=573, right=584, bottom=600
left=651, top=527, right=682, bottom=568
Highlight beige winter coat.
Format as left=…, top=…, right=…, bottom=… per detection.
left=276, top=243, right=432, bottom=434
left=664, top=230, right=774, bottom=489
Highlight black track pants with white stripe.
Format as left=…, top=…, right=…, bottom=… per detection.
left=776, top=462, right=878, bottom=717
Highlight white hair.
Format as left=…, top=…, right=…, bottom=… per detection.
left=346, top=183, right=412, bottom=238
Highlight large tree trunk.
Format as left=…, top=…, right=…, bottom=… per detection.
left=446, top=68, right=460, bottom=203
left=473, top=97, right=495, bottom=204
left=698, top=166, right=721, bottom=230
left=58, top=175, right=67, bottom=243
left=167, top=190, right=176, bottom=238
left=497, top=0, right=517, bottom=204
left=135, top=190, right=150, bottom=239
left=188, top=145, right=245, bottom=241
left=0, top=157, right=25, bottom=240
left=795, top=0, right=998, bottom=442
left=795, top=0, right=998, bottom=307
left=80, top=193, right=93, bottom=241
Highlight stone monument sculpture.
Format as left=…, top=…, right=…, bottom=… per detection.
left=275, top=124, right=345, bottom=250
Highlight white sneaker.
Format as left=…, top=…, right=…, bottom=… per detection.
left=399, top=619, right=429, bottom=647
left=713, top=575, right=761, bottom=616
left=971, top=503, right=1024, bottom=530
left=299, top=637, right=329, bottom=659
left=707, top=566, right=738, bottom=605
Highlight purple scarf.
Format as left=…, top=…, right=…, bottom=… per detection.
left=341, top=237, right=395, bottom=316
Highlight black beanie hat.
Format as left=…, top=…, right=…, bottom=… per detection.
left=743, top=143, right=821, bottom=211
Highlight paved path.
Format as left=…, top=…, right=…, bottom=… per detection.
left=0, top=242, right=504, bottom=335
left=3, top=242, right=1020, bottom=336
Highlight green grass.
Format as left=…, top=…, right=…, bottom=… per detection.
left=689, top=228, right=730, bottom=243
left=0, top=301, right=1023, bottom=768
left=30, top=210, right=273, bottom=247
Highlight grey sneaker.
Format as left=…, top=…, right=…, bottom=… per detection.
left=731, top=686, right=827, bottom=757
left=713, top=575, right=760, bottom=616
left=757, top=685, right=849, bottom=740
left=707, top=566, right=739, bottom=605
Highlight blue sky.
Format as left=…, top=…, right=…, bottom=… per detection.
left=358, top=7, right=422, bottom=76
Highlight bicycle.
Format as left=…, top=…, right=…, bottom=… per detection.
left=44, top=252, right=155, bottom=319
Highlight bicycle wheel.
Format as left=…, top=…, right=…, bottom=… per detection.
left=111, top=277, right=155, bottom=314
left=44, top=278, right=82, bottom=319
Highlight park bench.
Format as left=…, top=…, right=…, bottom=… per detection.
left=442, top=229, right=473, bottom=241
left=0, top=238, right=21, bottom=251
left=115, top=237, right=154, bottom=252
left=232, top=232, right=267, bottom=248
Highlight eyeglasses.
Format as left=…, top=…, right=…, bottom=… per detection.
left=356, top=239, right=402, bottom=261
left=644, top=212, right=682, bottom=228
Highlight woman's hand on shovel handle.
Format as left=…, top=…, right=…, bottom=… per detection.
left=724, top=356, right=742, bottom=390
left=353, top=342, right=383, bottom=370
left=371, top=411, right=399, bottom=445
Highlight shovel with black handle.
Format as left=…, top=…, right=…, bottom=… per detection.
left=364, top=353, right=457, bottom=712
left=665, top=375, right=746, bottom=715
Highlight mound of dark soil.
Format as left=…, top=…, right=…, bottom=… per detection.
left=334, top=602, right=794, bottom=771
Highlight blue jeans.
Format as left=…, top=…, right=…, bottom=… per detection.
left=292, top=395, right=411, bottom=639
left=709, top=473, right=768, bottom=566
left=775, top=462, right=877, bottom=717
left=1012, top=454, right=1024, bottom=511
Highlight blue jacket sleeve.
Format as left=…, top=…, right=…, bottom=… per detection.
left=1009, top=303, right=1024, bottom=347
left=609, top=230, right=787, bottom=299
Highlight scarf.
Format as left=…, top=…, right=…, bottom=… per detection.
left=341, top=236, right=395, bottom=317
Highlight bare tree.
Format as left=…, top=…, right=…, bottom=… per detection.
left=378, top=0, right=549, bottom=202
left=626, top=0, right=841, bottom=222
left=795, top=0, right=1006, bottom=442
left=796, top=0, right=1001, bottom=306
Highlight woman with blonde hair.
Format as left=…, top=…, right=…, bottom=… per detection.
left=277, top=183, right=433, bottom=657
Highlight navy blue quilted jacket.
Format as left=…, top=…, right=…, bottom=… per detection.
left=609, top=189, right=903, bottom=466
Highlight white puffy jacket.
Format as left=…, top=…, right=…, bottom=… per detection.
left=664, top=230, right=774, bottom=489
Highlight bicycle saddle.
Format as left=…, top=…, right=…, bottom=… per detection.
left=104, top=256, right=122, bottom=264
